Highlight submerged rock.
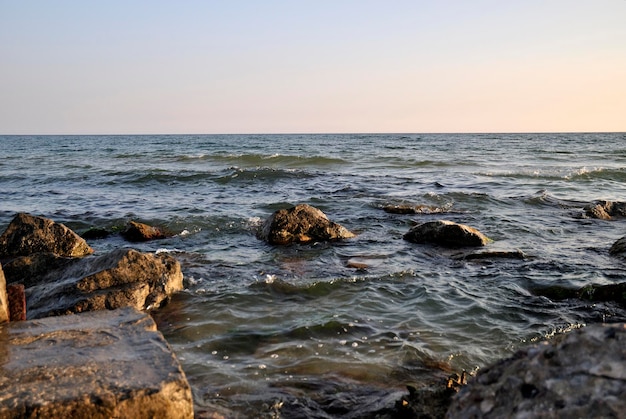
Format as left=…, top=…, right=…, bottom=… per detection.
left=259, top=204, right=355, bottom=245
left=447, top=323, right=626, bottom=418
left=25, top=248, right=183, bottom=319
left=584, top=200, right=626, bottom=220
left=121, top=220, right=170, bottom=242
left=610, top=236, right=626, bottom=257
left=0, top=307, right=193, bottom=419
left=532, top=281, right=626, bottom=308
left=383, top=204, right=448, bottom=214
left=403, top=220, right=490, bottom=248
left=0, top=212, right=93, bottom=258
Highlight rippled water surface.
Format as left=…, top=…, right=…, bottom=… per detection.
left=2, top=133, right=626, bottom=417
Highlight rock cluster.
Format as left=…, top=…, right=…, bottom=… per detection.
left=447, top=323, right=626, bottom=418
left=0, top=213, right=191, bottom=417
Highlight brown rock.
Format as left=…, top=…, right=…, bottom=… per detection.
left=403, top=220, right=491, bottom=247
left=0, top=307, right=193, bottom=419
left=7, top=284, right=26, bottom=321
left=585, top=200, right=626, bottom=220
left=121, top=220, right=169, bottom=242
left=0, top=212, right=93, bottom=258
left=259, top=204, right=355, bottom=245
left=447, top=323, right=626, bottom=418
left=2, top=252, right=75, bottom=288
left=0, top=264, right=8, bottom=323
left=25, top=248, right=183, bottom=319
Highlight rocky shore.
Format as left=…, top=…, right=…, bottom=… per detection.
left=2, top=202, right=626, bottom=417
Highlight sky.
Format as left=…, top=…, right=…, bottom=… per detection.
left=1, top=1, right=625, bottom=134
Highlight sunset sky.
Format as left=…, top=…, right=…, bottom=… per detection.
left=1, top=1, right=625, bottom=134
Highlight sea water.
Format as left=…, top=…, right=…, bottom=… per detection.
left=2, top=133, right=626, bottom=416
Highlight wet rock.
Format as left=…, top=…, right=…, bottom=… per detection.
left=585, top=200, right=626, bottom=220
left=0, top=307, right=193, bottom=419
left=383, top=204, right=447, bottom=214
left=0, top=264, right=8, bottom=323
left=121, top=220, right=169, bottom=242
left=461, top=250, right=527, bottom=261
left=532, top=282, right=626, bottom=308
left=81, top=226, right=113, bottom=240
left=25, top=248, right=183, bottom=319
left=403, top=220, right=490, bottom=248
left=447, top=323, right=626, bottom=418
left=7, top=284, right=26, bottom=321
left=0, top=212, right=93, bottom=258
left=2, top=252, right=75, bottom=288
left=610, top=236, right=626, bottom=257
left=259, top=204, right=355, bottom=245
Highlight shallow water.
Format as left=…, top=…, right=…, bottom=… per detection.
left=2, top=133, right=626, bottom=417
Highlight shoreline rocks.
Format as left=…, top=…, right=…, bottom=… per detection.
left=447, top=323, right=626, bottom=418
left=403, top=220, right=491, bottom=248
left=584, top=200, right=626, bottom=220
left=0, top=307, right=194, bottom=418
left=259, top=204, right=356, bottom=245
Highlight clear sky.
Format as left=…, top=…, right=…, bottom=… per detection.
left=1, top=1, right=625, bottom=134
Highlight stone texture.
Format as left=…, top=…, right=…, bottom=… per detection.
left=585, top=200, right=626, bottom=220
left=2, top=252, right=75, bottom=288
left=25, top=248, right=183, bottom=319
left=0, top=212, right=93, bottom=258
left=403, top=220, right=491, bottom=247
left=121, top=220, right=169, bottom=242
left=0, top=264, right=8, bottom=323
left=7, top=284, right=26, bottom=321
left=447, top=323, right=626, bottom=418
left=610, top=236, right=626, bottom=257
left=0, top=307, right=193, bottom=419
left=259, top=204, right=355, bottom=245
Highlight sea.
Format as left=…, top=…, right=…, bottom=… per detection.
left=2, top=133, right=626, bottom=417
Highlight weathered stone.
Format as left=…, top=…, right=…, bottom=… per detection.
left=259, top=204, right=355, bottom=245
left=7, top=284, right=26, bottom=321
left=0, top=212, right=93, bottom=258
left=25, top=248, right=183, bottom=319
left=461, top=250, right=527, bottom=261
left=585, top=200, right=626, bottom=220
left=121, top=220, right=169, bottom=242
left=0, top=264, right=8, bottom=323
left=2, top=252, right=75, bottom=288
left=0, top=307, right=193, bottom=419
left=447, top=323, right=626, bottom=418
left=403, top=220, right=490, bottom=247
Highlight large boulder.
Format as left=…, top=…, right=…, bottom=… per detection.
left=403, top=220, right=490, bottom=247
left=0, top=307, right=193, bottom=418
left=585, top=200, right=626, bottom=220
left=25, top=248, right=183, bottom=319
left=259, top=204, right=355, bottom=245
left=0, top=213, right=93, bottom=258
left=447, top=323, right=626, bottom=418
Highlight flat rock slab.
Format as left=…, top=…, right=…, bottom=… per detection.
left=0, top=307, right=193, bottom=419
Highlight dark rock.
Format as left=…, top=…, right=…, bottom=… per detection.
left=610, top=236, right=626, bottom=257
left=383, top=204, right=447, bottom=214
left=121, top=220, right=169, bottom=242
left=7, top=284, right=26, bottom=321
left=25, top=248, right=183, bottom=319
left=259, top=204, right=355, bottom=245
left=2, top=252, right=75, bottom=288
left=585, top=200, right=626, bottom=220
left=0, top=307, right=194, bottom=418
left=0, top=212, right=93, bottom=258
left=447, top=323, right=626, bottom=418
left=403, top=220, right=490, bottom=248
left=532, top=282, right=626, bottom=308
left=461, top=250, right=527, bottom=261
left=81, top=227, right=113, bottom=240
left=0, top=264, right=8, bottom=323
